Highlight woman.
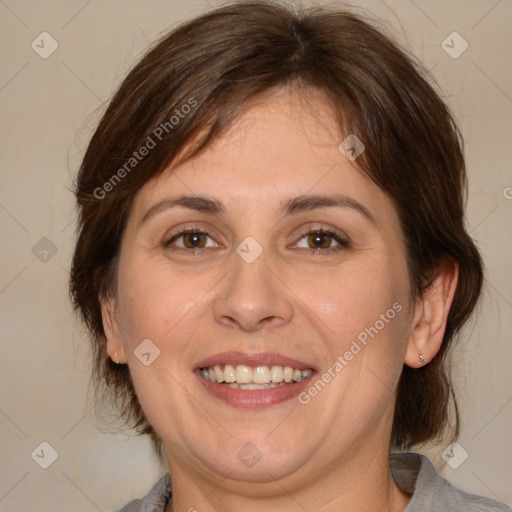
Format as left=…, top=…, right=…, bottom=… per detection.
left=69, top=1, right=510, bottom=511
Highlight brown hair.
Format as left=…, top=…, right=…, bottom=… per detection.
left=70, top=0, right=483, bottom=459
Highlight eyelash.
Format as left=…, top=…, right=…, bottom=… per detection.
left=163, top=225, right=350, bottom=255
left=294, top=226, right=350, bottom=253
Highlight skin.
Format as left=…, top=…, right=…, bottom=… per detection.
left=101, top=86, right=458, bottom=512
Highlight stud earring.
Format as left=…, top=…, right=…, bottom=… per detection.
left=419, top=354, right=425, bottom=363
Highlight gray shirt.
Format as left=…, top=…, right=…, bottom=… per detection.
left=113, top=452, right=511, bottom=511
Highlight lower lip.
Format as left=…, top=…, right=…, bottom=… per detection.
left=195, top=370, right=315, bottom=408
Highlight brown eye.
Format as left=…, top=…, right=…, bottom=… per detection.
left=307, top=231, right=333, bottom=249
left=294, top=229, right=350, bottom=253
left=182, top=232, right=208, bottom=248
left=165, top=230, right=217, bottom=250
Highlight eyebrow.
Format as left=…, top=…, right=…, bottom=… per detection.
left=281, top=194, right=376, bottom=225
left=140, top=193, right=376, bottom=226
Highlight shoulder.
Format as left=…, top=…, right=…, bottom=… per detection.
left=111, top=472, right=172, bottom=512
left=390, top=452, right=511, bottom=512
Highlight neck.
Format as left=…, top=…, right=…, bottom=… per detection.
left=164, top=445, right=411, bottom=512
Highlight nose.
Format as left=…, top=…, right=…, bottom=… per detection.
left=213, top=250, right=294, bottom=332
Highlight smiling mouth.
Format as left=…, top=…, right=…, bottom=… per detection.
left=199, top=364, right=314, bottom=389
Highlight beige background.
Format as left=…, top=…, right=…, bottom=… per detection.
left=0, top=0, right=511, bottom=510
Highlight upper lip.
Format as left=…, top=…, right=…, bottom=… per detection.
left=195, top=351, right=316, bottom=371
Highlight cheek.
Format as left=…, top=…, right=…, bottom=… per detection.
left=302, top=258, right=408, bottom=343
left=297, top=254, right=411, bottom=408
left=114, top=258, right=203, bottom=424
left=115, top=256, right=206, bottom=346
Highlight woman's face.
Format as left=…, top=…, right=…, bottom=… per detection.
left=107, top=87, right=415, bottom=486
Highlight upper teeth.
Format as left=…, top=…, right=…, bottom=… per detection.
left=201, top=364, right=313, bottom=384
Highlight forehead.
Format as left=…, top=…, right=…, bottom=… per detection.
left=130, top=87, right=395, bottom=225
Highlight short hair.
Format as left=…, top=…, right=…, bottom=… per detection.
left=70, top=0, right=483, bottom=459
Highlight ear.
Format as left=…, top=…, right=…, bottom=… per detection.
left=405, top=259, right=459, bottom=368
left=99, top=293, right=127, bottom=364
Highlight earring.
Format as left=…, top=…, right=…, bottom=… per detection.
left=419, top=354, right=425, bottom=363
left=115, top=352, right=120, bottom=364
